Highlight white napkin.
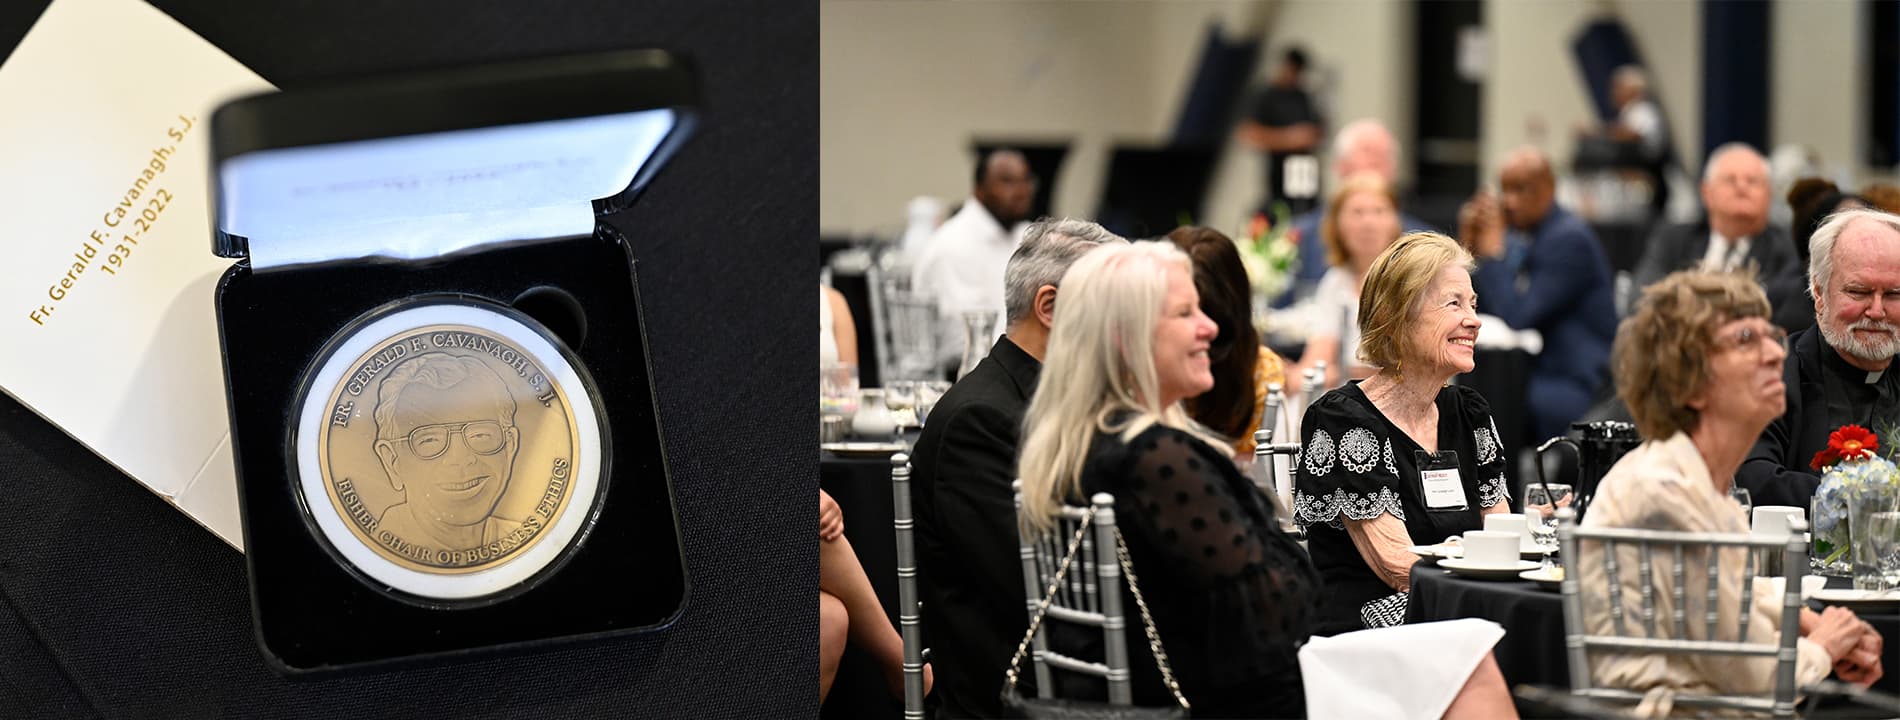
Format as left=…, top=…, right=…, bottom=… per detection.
left=1298, top=618, right=1505, bottom=719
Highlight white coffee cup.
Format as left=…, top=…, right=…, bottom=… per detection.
left=1484, top=513, right=1537, bottom=551
left=1461, top=530, right=1521, bottom=568
left=1750, top=506, right=1805, bottom=539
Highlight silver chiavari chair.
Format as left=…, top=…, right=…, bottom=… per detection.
left=1011, top=481, right=1133, bottom=705
left=891, top=453, right=927, bottom=719
left=1251, top=384, right=1301, bottom=537
left=1300, top=362, right=1326, bottom=408
left=1554, top=506, right=1810, bottom=717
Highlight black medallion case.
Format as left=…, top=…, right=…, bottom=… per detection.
left=209, top=50, right=694, bottom=674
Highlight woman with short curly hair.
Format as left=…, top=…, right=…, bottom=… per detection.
left=1579, top=269, right=1884, bottom=700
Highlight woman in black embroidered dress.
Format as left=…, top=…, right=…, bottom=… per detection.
left=1019, top=241, right=1516, bottom=718
left=1293, top=232, right=1513, bottom=634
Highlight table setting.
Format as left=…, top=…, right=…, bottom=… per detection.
left=1404, top=500, right=1900, bottom=692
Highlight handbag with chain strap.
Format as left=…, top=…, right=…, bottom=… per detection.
left=999, top=507, right=1191, bottom=719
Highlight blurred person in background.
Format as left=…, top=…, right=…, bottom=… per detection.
left=1632, top=143, right=1795, bottom=293
left=1295, top=173, right=1402, bottom=389
left=1275, top=120, right=1437, bottom=307
left=820, top=283, right=858, bottom=369
left=1167, top=226, right=1288, bottom=457
left=912, top=148, right=1037, bottom=374
left=1459, top=146, right=1617, bottom=441
left=1238, top=46, right=1323, bottom=216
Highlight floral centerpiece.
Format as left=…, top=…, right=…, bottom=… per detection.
left=1236, top=202, right=1300, bottom=308
left=1808, top=423, right=1900, bottom=584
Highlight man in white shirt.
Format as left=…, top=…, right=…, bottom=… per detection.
left=911, top=148, right=1036, bottom=372
left=1632, top=143, right=1796, bottom=293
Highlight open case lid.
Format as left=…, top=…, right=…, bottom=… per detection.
left=211, top=49, right=696, bottom=270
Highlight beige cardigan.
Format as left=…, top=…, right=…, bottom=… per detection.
left=1575, top=432, right=1831, bottom=713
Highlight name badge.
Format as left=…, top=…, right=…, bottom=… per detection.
left=1421, top=467, right=1468, bottom=509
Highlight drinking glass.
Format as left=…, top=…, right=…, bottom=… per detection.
left=914, top=380, right=949, bottom=428
left=820, top=362, right=858, bottom=416
left=1858, top=511, right=1900, bottom=591
left=1730, top=487, right=1752, bottom=517
left=1524, top=482, right=1572, bottom=547
left=884, top=380, right=918, bottom=428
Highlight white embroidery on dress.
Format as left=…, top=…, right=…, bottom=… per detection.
left=1293, top=486, right=1406, bottom=530
left=1383, top=438, right=1397, bottom=478
left=1304, top=429, right=1335, bottom=476
left=1474, top=424, right=1499, bottom=466
left=1478, top=473, right=1510, bottom=508
left=1339, top=427, right=1379, bottom=474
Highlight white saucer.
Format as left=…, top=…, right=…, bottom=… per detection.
left=1438, top=558, right=1541, bottom=580
left=1809, top=588, right=1900, bottom=612
left=1519, top=567, right=1564, bottom=591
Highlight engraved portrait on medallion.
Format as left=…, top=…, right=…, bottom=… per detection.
left=297, top=302, right=604, bottom=599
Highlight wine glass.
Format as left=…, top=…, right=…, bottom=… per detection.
left=1730, top=486, right=1752, bottom=518
left=884, top=380, right=918, bottom=428
left=914, top=380, right=948, bottom=428
left=1524, top=482, right=1572, bottom=548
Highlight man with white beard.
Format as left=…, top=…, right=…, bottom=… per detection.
left=1739, top=208, right=1900, bottom=507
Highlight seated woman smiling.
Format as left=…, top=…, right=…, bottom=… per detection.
left=1294, top=232, right=1511, bottom=634
left=1017, top=240, right=1515, bottom=719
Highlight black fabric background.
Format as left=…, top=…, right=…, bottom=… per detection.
left=0, top=1, right=816, bottom=717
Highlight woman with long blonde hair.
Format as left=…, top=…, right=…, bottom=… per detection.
left=1017, top=241, right=1515, bottom=718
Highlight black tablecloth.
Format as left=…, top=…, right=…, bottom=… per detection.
left=819, top=442, right=912, bottom=719
left=1406, top=560, right=1570, bottom=689
left=1406, top=560, right=1899, bottom=692
left=0, top=3, right=816, bottom=717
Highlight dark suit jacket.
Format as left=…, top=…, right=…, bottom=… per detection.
left=1739, top=326, right=1828, bottom=508
left=1631, top=219, right=1797, bottom=292
left=1471, top=206, right=1618, bottom=395
left=910, top=336, right=1039, bottom=719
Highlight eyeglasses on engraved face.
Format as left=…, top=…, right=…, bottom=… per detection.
left=391, top=420, right=511, bottom=460
left=1715, top=322, right=1788, bottom=360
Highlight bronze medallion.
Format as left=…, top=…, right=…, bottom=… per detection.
left=296, top=301, right=603, bottom=600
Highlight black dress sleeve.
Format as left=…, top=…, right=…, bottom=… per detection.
left=1292, top=390, right=1406, bottom=529
left=1109, top=424, right=1317, bottom=689
left=1454, top=386, right=1512, bottom=509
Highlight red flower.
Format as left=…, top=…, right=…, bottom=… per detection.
left=1248, top=213, right=1269, bottom=241
left=1811, top=425, right=1879, bottom=470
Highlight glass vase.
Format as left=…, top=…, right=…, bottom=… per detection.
left=1812, top=494, right=1852, bottom=577
left=1847, top=489, right=1900, bottom=590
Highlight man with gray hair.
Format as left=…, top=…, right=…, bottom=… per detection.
left=909, top=217, right=1124, bottom=718
left=1275, top=119, right=1437, bottom=306
left=1740, top=208, right=1900, bottom=508
left=1632, top=143, right=1796, bottom=293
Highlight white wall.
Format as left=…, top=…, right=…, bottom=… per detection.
left=822, top=1, right=1186, bottom=237
left=820, top=0, right=1414, bottom=238
left=1771, top=0, right=1861, bottom=182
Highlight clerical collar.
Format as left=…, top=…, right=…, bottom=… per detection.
left=1821, top=339, right=1891, bottom=385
